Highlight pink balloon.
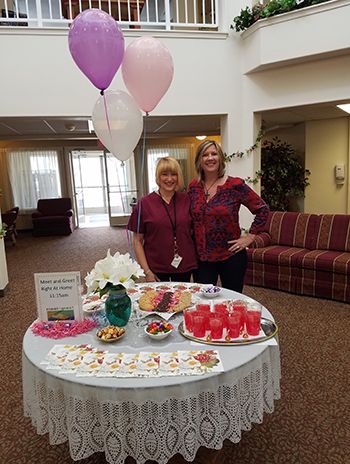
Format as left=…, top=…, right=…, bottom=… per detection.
left=69, top=9, right=125, bottom=91
left=122, top=36, right=174, bottom=113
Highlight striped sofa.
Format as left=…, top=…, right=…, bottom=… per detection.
left=245, top=211, right=350, bottom=302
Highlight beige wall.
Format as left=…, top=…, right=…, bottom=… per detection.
left=305, top=118, right=349, bottom=214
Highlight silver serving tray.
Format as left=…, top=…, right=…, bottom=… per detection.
left=178, top=317, right=278, bottom=346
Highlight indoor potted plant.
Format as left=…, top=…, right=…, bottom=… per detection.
left=260, top=137, right=310, bottom=211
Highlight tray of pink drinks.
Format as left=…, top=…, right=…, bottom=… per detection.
left=178, top=299, right=278, bottom=346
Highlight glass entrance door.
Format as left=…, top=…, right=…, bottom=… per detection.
left=70, top=149, right=138, bottom=228
left=105, top=153, right=138, bottom=226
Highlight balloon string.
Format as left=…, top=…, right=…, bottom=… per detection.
left=126, top=227, right=135, bottom=260
left=102, top=93, right=113, bottom=155
left=115, top=160, right=126, bottom=215
left=137, top=112, right=148, bottom=235
left=102, top=92, right=126, bottom=215
left=120, top=161, right=127, bottom=215
left=127, top=112, right=148, bottom=259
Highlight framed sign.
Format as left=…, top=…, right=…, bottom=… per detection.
left=34, top=272, right=82, bottom=322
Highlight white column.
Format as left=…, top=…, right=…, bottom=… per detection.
left=0, top=208, right=9, bottom=296
left=221, top=111, right=263, bottom=231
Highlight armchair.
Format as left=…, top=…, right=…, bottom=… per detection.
left=1, top=207, right=19, bottom=245
left=32, top=198, right=74, bottom=236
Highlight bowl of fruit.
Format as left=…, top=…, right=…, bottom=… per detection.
left=145, top=321, right=174, bottom=340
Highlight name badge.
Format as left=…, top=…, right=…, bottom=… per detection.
left=171, top=254, right=183, bottom=269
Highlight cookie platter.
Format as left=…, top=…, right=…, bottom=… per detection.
left=129, top=283, right=204, bottom=317
left=138, top=289, right=192, bottom=313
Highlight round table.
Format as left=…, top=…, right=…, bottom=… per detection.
left=22, top=286, right=281, bottom=464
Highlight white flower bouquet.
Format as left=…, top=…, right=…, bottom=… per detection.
left=85, top=250, right=144, bottom=297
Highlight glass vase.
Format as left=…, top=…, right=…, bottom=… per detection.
left=105, top=286, right=132, bottom=327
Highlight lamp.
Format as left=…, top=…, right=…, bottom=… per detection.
left=65, top=123, right=76, bottom=132
left=337, top=104, right=350, bottom=114
left=196, top=135, right=207, bottom=141
left=88, top=119, right=94, bottom=133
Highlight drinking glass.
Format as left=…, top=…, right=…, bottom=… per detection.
left=192, top=314, right=206, bottom=338
left=227, top=312, right=241, bottom=339
left=183, top=309, right=195, bottom=332
left=209, top=317, right=223, bottom=340
left=232, top=300, right=247, bottom=331
left=246, top=303, right=262, bottom=336
left=196, top=303, right=211, bottom=312
left=214, top=303, right=228, bottom=313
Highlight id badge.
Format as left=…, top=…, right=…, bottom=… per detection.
left=171, top=254, right=183, bottom=269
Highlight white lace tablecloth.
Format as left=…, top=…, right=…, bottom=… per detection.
left=23, top=287, right=281, bottom=464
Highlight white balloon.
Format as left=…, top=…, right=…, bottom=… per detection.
left=92, top=89, right=143, bottom=161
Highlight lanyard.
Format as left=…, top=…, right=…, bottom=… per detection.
left=158, top=192, right=178, bottom=254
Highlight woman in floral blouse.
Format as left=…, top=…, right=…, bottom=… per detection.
left=188, top=140, right=269, bottom=292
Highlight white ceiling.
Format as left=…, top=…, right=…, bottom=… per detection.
left=261, top=102, right=350, bottom=130
left=0, top=102, right=348, bottom=140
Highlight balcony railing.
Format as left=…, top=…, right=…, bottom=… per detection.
left=0, top=0, right=219, bottom=30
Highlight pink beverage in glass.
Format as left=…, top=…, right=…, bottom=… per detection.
left=209, top=317, right=223, bottom=340
left=227, top=312, right=241, bottom=339
left=232, top=300, right=247, bottom=331
left=197, top=311, right=211, bottom=331
left=192, top=315, right=206, bottom=338
left=196, top=303, right=211, bottom=312
left=213, top=311, right=228, bottom=329
left=214, top=303, right=228, bottom=313
left=184, top=309, right=194, bottom=332
left=246, top=310, right=261, bottom=336
left=205, top=312, right=216, bottom=331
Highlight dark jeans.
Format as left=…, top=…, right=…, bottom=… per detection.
left=155, top=270, right=194, bottom=283
left=194, top=250, right=248, bottom=293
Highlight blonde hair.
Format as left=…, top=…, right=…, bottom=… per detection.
left=155, top=157, right=184, bottom=190
left=194, top=140, right=226, bottom=180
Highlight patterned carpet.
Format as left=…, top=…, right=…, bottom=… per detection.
left=1, top=227, right=349, bottom=464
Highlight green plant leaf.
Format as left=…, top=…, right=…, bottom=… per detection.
left=232, top=0, right=331, bottom=32
left=261, top=137, right=310, bottom=211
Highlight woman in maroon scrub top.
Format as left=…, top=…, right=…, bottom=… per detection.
left=127, top=157, right=197, bottom=282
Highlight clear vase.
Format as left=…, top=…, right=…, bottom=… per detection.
left=105, top=286, right=132, bottom=327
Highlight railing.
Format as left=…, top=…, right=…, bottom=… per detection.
left=0, top=0, right=219, bottom=30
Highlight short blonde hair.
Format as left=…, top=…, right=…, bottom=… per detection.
left=155, top=157, right=184, bottom=190
left=194, top=140, right=226, bottom=180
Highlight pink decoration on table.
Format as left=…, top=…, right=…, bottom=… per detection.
left=31, top=320, right=97, bottom=339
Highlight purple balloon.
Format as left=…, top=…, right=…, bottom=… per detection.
left=68, top=9, right=125, bottom=91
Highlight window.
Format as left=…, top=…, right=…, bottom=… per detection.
left=8, top=149, right=62, bottom=210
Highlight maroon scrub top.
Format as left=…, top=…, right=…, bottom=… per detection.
left=127, top=191, right=197, bottom=274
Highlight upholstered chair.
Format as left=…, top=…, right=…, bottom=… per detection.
left=32, top=198, right=74, bottom=236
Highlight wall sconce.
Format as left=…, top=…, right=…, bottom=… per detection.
left=196, top=135, right=207, bottom=141
left=335, top=164, right=345, bottom=185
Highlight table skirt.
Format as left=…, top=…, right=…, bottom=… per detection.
left=23, top=345, right=280, bottom=464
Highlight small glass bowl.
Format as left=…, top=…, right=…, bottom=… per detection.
left=200, top=286, right=222, bottom=299
left=144, top=321, right=174, bottom=340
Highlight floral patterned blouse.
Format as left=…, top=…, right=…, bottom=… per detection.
left=188, top=176, right=269, bottom=262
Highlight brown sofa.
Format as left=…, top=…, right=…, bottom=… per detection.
left=32, top=198, right=74, bottom=236
left=246, top=211, right=350, bottom=302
